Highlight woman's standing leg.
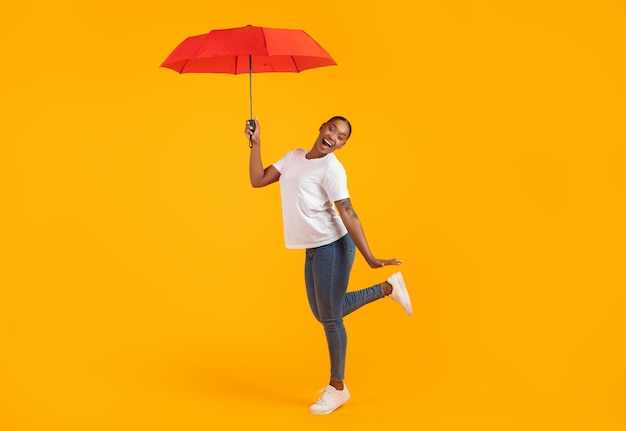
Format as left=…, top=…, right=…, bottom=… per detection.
left=304, top=235, right=355, bottom=385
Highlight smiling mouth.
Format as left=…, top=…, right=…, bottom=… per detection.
left=323, top=138, right=333, bottom=148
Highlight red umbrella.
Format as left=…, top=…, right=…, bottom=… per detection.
left=160, top=25, right=337, bottom=139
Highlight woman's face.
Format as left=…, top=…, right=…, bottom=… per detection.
left=310, top=119, right=351, bottom=157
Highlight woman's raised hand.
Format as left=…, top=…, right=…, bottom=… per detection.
left=368, top=257, right=404, bottom=268
left=245, top=118, right=260, bottom=147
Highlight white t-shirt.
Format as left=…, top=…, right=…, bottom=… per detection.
left=273, top=149, right=350, bottom=249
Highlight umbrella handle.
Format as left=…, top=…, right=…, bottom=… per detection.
left=248, top=119, right=255, bottom=148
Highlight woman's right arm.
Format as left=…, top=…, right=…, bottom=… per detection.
left=247, top=118, right=280, bottom=188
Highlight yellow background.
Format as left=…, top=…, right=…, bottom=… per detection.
left=1, top=1, right=625, bottom=430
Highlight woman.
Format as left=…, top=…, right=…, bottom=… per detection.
left=245, top=116, right=412, bottom=415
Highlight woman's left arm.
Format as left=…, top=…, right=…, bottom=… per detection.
left=335, top=198, right=403, bottom=269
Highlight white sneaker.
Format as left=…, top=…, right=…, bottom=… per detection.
left=387, top=272, right=413, bottom=316
left=310, top=384, right=351, bottom=415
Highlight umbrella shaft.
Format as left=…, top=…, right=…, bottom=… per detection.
left=249, top=55, right=253, bottom=119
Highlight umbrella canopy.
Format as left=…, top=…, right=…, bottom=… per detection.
left=160, top=25, right=337, bottom=130
left=161, top=25, right=337, bottom=74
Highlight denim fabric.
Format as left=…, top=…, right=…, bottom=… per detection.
left=304, top=234, right=385, bottom=381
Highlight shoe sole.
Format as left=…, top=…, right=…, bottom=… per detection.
left=393, top=272, right=413, bottom=316
left=310, top=394, right=351, bottom=415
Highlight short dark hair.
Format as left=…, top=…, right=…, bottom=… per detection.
left=327, top=116, right=352, bottom=138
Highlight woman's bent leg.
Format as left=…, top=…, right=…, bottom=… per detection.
left=342, top=283, right=386, bottom=317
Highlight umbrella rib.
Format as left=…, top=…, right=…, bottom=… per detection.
left=290, top=56, right=300, bottom=72
left=180, top=59, right=190, bottom=74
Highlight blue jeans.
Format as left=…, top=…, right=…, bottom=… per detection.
left=304, top=234, right=385, bottom=382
